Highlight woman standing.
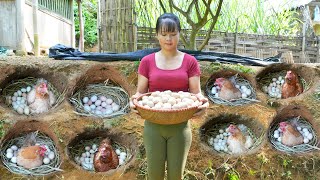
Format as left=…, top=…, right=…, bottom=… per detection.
left=131, top=13, right=208, bottom=180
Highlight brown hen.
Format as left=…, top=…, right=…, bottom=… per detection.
left=227, top=124, right=253, bottom=154
left=214, top=77, right=241, bottom=100
left=279, top=121, right=303, bottom=146
left=16, top=132, right=47, bottom=169
left=94, top=138, right=119, bottom=172
left=281, top=70, right=303, bottom=99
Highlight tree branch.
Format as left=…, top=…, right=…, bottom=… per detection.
left=198, top=0, right=223, bottom=50
left=158, top=0, right=167, bottom=13
left=169, top=0, right=195, bottom=27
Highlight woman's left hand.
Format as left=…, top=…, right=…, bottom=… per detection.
left=193, top=94, right=209, bottom=117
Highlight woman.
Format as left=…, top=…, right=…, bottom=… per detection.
left=130, top=13, right=208, bottom=180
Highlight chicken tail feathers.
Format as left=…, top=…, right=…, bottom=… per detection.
left=23, top=131, right=38, bottom=147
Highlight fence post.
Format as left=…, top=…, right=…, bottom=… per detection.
left=302, top=21, right=306, bottom=62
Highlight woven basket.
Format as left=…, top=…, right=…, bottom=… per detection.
left=133, top=93, right=199, bottom=125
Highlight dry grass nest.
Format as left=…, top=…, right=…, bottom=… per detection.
left=258, top=70, right=311, bottom=98
left=68, top=137, right=133, bottom=171
left=203, top=122, right=264, bottom=154
left=314, top=85, right=320, bottom=101
left=206, top=74, right=258, bottom=106
left=269, top=116, right=318, bottom=153
left=70, top=82, right=130, bottom=118
left=0, top=131, right=62, bottom=176
left=1, top=77, right=65, bottom=111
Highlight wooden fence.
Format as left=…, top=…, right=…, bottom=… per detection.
left=99, top=0, right=135, bottom=53
left=137, top=27, right=320, bottom=63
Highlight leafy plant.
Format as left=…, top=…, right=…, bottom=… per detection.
left=0, top=120, right=5, bottom=138
left=74, top=0, right=98, bottom=48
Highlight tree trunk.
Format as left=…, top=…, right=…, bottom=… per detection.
left=33, top=0, right=39, bottom=56
left=78, top=0, right=84, bottom=52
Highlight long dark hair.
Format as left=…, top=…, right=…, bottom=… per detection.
left=155, top=13, right=181, bottom=34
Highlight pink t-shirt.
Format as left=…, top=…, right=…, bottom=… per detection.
left=138, top=53, right=201, bottom=92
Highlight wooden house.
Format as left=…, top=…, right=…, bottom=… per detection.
left=0, top=0, right=74, bottom=54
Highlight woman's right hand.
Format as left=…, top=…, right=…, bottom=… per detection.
left=129, top=93, right=141, bottom=114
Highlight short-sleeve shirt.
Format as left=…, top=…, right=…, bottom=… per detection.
left=138, top=52, right=201, bottom=92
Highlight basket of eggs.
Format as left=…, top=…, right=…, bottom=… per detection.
left=133, top=90, right=202, bottom=125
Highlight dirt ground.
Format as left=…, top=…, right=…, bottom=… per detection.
left=0, top=56, right=319, bottom=180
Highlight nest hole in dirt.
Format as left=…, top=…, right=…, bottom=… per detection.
left=205, top=69, right=258, bottom=106
left=66, top=129, right=138, bottom=175
left=69, top=64, right=134, bottom=118
left=256, top=63, right=318, bottom=100
left=0, top=66, right=67, bottom=115
left=268, top=105, right=319, bottom=153
left=0, top=120, right=63, bottom=176
left=199, top=113, right=266, bottom=157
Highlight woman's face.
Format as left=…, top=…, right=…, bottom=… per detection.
left=157, top=29, right=180, bottom=51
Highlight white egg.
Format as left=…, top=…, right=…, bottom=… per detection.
left=84, top=105, right=91, bottom=112
left=241, top=93, right=247, bottom=98
left=99, top=96, right=107, bottom=101
left=235, top=85, right=240, bottom=89
left=85, top=146, right=91, bottom=151
left=17, top=107, right=24, bottom=114
left=101, top=102, right=107, bottom=107
left=24, top=107, right=30, bottom=115
left=215, top=93, right=219, bottom=97
left=211, top=87, right=217, bottom=94
left=245, top=89, right=252, bottom=96
left=241, top=86, right=247, bottom=90
left=11, top=156, right=17, bottom=163
left=214, top=145, right=220, bottom=151
left=115, top=149, right=121, bottom=155
left=219, top=129, right=224, bottom=133
left=95, top=110, right=102, bottom=115
left=82, top=97, right=89, bottom=104
left=48, top=152, right=55, bottom=160
left=6, top=152, right=13, bottom=159
left=90, top=154, right=95, bottom=158
left=277, top=137, right=282, bottom=142
left=297, top=126, right=302, bottom=131
left=106, top=98, right=113, bottom=105
left=85, top=152, right=90, bottom=157
left=120, top=152, right=127, bottom=159
left=92, top=144, right=97, bottom=150
left=274, top=130, right=279, bottom=134
left=26, top=86, right=31, bottom=92
left=90, top=104, right=96, bottom=110
left=89, top=149, right=95, bottom=154
left=303, top=138, right=309, bottom=144
left=302, top=128, right=309, bottom=133
left=89, top=157, right=94, bottom=164
left=43, top=157, right=50, bottom=164
left=17, top=90, right=22, bottom=96
left=11, top=145, right=18, bottom=151
left=119, top=158, right=124, bottom=165
left=276, top=80, right=280, bottom=84
left=85, top=157, right=90, bottom=163
left=213, top=138, right=218, bottom=143
left=105, top=109, right=113, bottom=115
left=223, top=132, right=228, bottom=137
left=273, top=133, right=279, bottom=138
left=280, top=79, right=285, bottom=84
left=307, top=133, right=313, bottom=140
left=82, top=153, right=87, bottom=158
left=80, top=157, right=85, bottom=162
left=272, top=78, right=277, bottom=82
left=90, top=95, right=98, bottom=102
left=95, top=100, right=102, bottom=106
left=6, top=148, right=13, bottom=154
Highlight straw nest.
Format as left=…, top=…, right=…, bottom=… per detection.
left=206, top=74, right=258, bottom=106
left=0, top=131, right=62, bottom=176
left=258, top=70, right=311, bottom=98
left=70, top=82, right=130, bottom=118
left=203, top=122, right=264, bottom=154
left=68, top=137, right=133, bottom=171
left=269, top=116, right=318, bottom=153
left=2, top=77, right=65, bottom=111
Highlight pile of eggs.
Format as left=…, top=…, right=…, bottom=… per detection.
left=211, top=79, right=252, bottom=99
left=82, top=95, right=120, bottom=116
left=74, top=143, right=127, bottom=171
left=5, top=86, right=32, bottom=115
left=273, top=122, right=314, bottom=144
left=262, top=76, right=285, bottom=99
left=207, top=124, right=251, bottom=153
left=5, top=144, right=55, bottom=165
left=137, top=90, right=201, bottom=110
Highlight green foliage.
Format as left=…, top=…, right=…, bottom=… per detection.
left=74, top=0, right=98, bottom=48
left=0, top=120, right=5, bottom=138
left=135, top=0, right=302, bottom=36
left=204, top=62, right=255, bottom=74
left=227, top=170, right=240, bottom=180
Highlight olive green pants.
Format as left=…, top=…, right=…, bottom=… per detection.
left=143, top=120, right=192, bottom=180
